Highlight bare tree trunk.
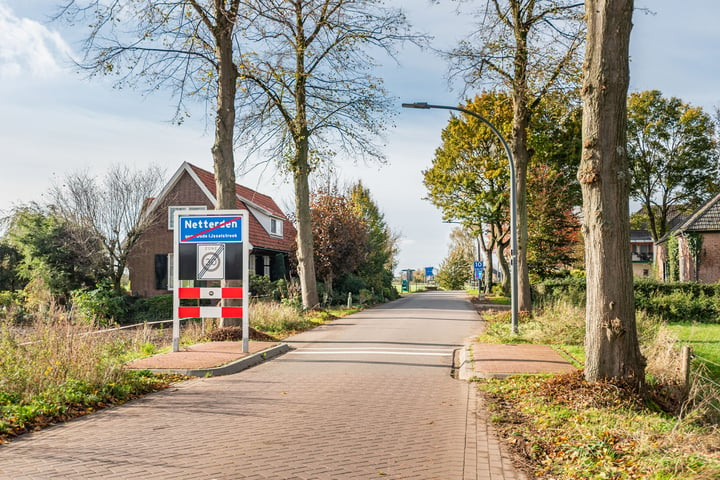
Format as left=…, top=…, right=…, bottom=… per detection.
left=294, top=145, right=319, bottom=309
left=291, top=7, right=319, bottom=310
left=212, top=5, right=238, bottom=210
left=478, top=233, right=494, bottom=294
left=511, top=96, right=532, bottom=313
left=494, top=222, right=511, bottom=296
left=212, top=3, right=241, bottom=328
left=580, top=0, right=644, bottom=388
left=507, top=2, right=534, bottom=314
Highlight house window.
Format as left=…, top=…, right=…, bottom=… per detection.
left=264, top=255, right=271, bottom=276
left=632, top=243, right=652, bottom=262
left=269, top=217, right=283, bottom=237
left=155, top=254, right=168, bottom=290
left=642, top=269, right=649, bottom=277
left=168, top=205, right=206, bottom=230
left=155, top=253, right=175, bottom=290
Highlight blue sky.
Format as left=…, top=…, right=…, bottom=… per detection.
left=1, top=0, right=719, bottom=273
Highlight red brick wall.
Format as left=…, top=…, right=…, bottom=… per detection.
left=656, top=233, right=720, bottom=283
left=127, top=172, right=213, bottom=297
left=697, top=232, right=720, bottom=283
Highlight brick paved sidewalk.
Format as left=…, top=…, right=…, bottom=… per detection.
left=461, top=343, right=577, bottom=379
left=125, top=341, right=290, bottom=377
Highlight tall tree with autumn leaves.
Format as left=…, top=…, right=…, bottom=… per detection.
left=310, top=182, right=397, bottom=302
left=447, top=0, right=585, bottom=312
left=423, top=93, right=513, bottom=294
left=423, top=92, right=581, bottom=292
left=310, top=186, right=369, bottom=301
left=627, top=90, right=719, bottom=242
left=348, top=182, right=399, bottom=299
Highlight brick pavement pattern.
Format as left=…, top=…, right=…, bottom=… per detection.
left=0, top=292, right=524, bottom=479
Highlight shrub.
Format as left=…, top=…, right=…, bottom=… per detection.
left=0, top=291, right=26, bottom=322
left=532, top=277, right=587, bottom=308
left=249, top=299, right=312, bottom=334
left=249, top=273, right=276, bottom=299
left=70, top=281, right=129, bottom=326
left=534, top=278, right=720, bottom=324
left=127, top=294, right=173, bottom=324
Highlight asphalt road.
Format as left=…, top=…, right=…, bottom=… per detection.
left=0, top=291, right=523, bottom=479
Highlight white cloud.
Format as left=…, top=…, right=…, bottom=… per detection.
left=0, top=3, right=73, bottom=79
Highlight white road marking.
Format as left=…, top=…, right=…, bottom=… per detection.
left=288, top=347, right=454, bottom=357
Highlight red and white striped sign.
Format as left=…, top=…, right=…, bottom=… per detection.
left=178, top=306, right=243, bottom=318
left=178, top=287, right=243, bottom=299
left=177, top=287, right=244, bottom=318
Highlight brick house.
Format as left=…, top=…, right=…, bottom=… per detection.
left=655, top=192, right=720, bottom=283
left=127, top=162, right=296, bottom=297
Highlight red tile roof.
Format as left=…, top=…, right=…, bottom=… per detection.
left=187, top=163, right=296, bottom=253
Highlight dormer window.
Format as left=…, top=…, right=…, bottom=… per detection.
left=270, top=217, right=283, bottom=237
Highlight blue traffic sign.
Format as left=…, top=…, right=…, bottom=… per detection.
left=178, top=214, right=243, bottom=243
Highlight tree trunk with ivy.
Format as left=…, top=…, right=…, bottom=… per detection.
left=580, top=0, right=645, bottom=388
left=667, top=235, right=679, bottom=282
left=686, top=232, right=703, bottom=282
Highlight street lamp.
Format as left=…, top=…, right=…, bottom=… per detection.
left=402, top=101, right=519, bottom=334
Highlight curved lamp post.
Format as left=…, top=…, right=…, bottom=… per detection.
left=402, top=102, right=519, bottom=334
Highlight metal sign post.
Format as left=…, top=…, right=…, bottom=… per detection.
left=172, top=210, right=249, bottom=352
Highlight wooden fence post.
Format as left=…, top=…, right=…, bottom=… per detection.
left=681, top=345, right=692, bottom=394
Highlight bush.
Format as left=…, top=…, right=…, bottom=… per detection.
left=70, top=281, right=129, bottom=326
left=249, top=273, right=276, bottom=299
left=127, top=294, right=173, bottom=324
left=249, top=299, right=312, bottom=334
left=533, top=278, right=720, bottom=324
left=0, top=291, right=26, bottom=322
left=532, top=278, right=587, bottom=308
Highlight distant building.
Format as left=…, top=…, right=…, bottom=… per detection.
left=630, top=229, right=653, bottom=278
left=127, top=162, right=296, bottom=297
left=655, top=192, right=720, bottom=283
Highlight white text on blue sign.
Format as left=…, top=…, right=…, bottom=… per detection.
left=180, top=216, right=243, bottom=243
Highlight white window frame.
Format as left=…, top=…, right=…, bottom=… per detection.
left=269, top=217, right=283, bottom=237
left=168, top=205, right=207, bottom=230
left=167, top=253, right=174, bottom=290
left=263, top=255, right=271, bottom=276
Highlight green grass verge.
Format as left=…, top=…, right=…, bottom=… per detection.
left=479, top=373, right=720, bottom=479
left=474, top=301, right=720, bottom=478
left=666, top=323, right=720, bottom=379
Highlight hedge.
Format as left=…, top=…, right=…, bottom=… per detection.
left=533, top=278, right=720, bottom=324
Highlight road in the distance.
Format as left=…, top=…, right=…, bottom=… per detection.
left=0, top=291, right=522, bottom=479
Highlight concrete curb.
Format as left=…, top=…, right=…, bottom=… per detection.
left=133, top=343, right=291, bottom=377
left=457, top=345, right=477, bottom=381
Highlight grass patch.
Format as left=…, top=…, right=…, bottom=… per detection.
left=0, top=311, right=184, bottom=443
left=486, top=295, right=511, bottom=305
left=666, top=323, right=720, bottom=379
left=477, top=301, right=585, bottom=347
left=475, top=300, right=720, bottom=477
left=249, top=300, right=319, bottom=337
left=480, top=372, right=720, bottom=479
left=248, top=301, right=361, bottom=339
